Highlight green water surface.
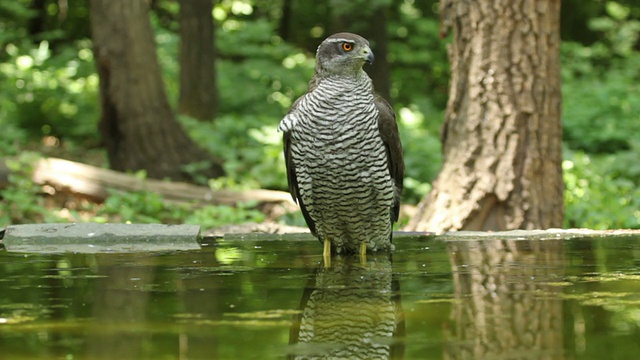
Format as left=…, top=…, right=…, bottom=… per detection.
left=1, top=235, right=640, bottom=359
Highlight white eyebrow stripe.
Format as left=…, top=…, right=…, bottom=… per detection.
left=325, top=38, right=355, bottom=43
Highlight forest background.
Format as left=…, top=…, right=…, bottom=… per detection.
left=0, top=0, right=639, bottom=230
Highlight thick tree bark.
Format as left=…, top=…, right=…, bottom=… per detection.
left=408, top=0, right=564, bottom=232
left=89, top=0, right=223, bottom=182
left=445, top=239, right=565, bottom=359
left=178, top=0, right=217, bottom=121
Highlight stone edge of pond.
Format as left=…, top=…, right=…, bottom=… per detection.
left=0, top=223, right=202, bottom=253
left=209, top=228, right=640, bottom=244
left=437, top=228, right=640, bottom=241
left=2, top=224, right=639, bottom=253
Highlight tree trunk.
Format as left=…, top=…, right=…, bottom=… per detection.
left=178, top=0, right=217, bottom=121
left=28, top=0, right=47, bottom=39
left=365, top=6, right=391, bottom=102
left=89, top=0, right=223, bottom=182
left=278, top=0, right=292, bottom=41
left=408, top=0, right=564, bottom=232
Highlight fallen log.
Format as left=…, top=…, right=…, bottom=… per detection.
left=0, top=157, right=297, bottom=213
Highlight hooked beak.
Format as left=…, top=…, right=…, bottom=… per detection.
left=362, top=46, right=375, bottom=65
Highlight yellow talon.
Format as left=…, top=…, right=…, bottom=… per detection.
left=323, top=238, right=331, bottom=268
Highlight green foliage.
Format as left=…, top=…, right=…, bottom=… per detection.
left=0, top=118, right=28, bottom=157
left=590, top=1, right=640, bottom=58
left=396, top=101, right=442, bottom=203
left=216, top=19, right=315, bottom=117
left=562, top=53, right=639, bottom=154
left=0, top=153, right=63, bottom=224
left=99, top=188, right=176, bottom=225
left=561, top=2, right=640, bottom=229
left=0, top=1, right=33, bottom=46
left=181, top=114, right=286, bottom=190
left=564, top=150, right=640, bottom=229
left=157, top=14, right=314, bottom=193
left=184, top=202, right=265, bottom=230
left=389, top=3, right=450, bottom=109
left=96, top=171, right=265, bottom=229
left=154, top=12, right=314, bottom=118
left=0, top=40, right=99, bottom=146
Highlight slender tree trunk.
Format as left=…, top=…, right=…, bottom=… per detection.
left=89, top=0, right=223, bottom=182
left=365, top=6, right=391, bottom=102
left=279, top=0, right=293, bottom=41
left=408, top=0, right=564, bottom=232
left=331, top=2, right=392, bottom=101
left=28, top=0, right=47, bottom=38
left=178, top=0, right=217, bottom=121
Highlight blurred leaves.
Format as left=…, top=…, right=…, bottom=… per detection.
left=0, top=153, right=63, bottom=224
left=560, top=1, right=640, bottom=229
left=0, top=39, right=99, bottom=146
left=563, top=150, right=640, bottom=229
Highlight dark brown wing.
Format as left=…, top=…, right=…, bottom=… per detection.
left=283, top=97, right=317, bottom=236
left=375, top=95, right=404, bottom=223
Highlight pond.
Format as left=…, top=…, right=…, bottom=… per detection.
left=1, top=232, right=640, bottom=359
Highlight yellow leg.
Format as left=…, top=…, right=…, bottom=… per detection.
left=323, top=238, right=331, bottom=268
left=360, top=242, right=367, bottom=265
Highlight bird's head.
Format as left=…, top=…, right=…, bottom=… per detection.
left=314, top=32, right=374, bottom=78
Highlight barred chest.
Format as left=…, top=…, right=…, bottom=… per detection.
left=286, top=77, right=395, bottom=252
left=291, top=77, right=381, bottom=159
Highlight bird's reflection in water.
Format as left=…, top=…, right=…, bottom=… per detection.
left=288, top=254, right=405, bottom=360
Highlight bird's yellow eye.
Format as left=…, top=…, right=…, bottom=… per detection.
left=342, top=43, right=353, bottom=51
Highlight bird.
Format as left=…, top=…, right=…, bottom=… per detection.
left=278, top=32, right=404, bottom=262
left=288, top=255, right=405, bottom=359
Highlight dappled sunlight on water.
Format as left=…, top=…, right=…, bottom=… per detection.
left=1, top=234, right=640, bottom=359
